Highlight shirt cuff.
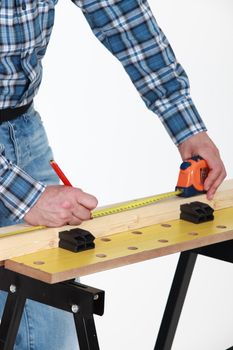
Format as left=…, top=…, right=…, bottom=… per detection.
left=0, top=157, right=45, bottom=221
left=152, top=95, right=207, bottom=146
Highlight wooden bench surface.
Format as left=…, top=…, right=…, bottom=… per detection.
left=1, top=179, right=233, bottom=264
left=5, top=206, right=233, bottom=283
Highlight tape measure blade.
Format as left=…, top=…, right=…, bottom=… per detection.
left=92, top=190, right=181, bottom=218
left=0, top=225, right=45, bottom=239
left=0, top=190, right=182, bottom=236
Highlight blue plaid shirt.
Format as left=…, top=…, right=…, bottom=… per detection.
left=0, top=0, right=207, bottom=221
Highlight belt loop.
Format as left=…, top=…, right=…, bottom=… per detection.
left=8, top=122, right=20, bottom=165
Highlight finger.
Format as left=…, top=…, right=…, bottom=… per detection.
left=203, top=156, right=224, bottom=191
left=67, top=217, right=82, bottom=226
left=45, top=219, right=65, bottom=228
left=206, top=168, right=227, bottom=200
left=204, top=168, right=222, bottom=192
left=75, top=189, right=98, bottom=210
left=72, top=204, right=92, bottom=221
left=41, top=215, right=72, bottom=227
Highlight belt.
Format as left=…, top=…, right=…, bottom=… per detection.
left=0, top=101, right=33, bottom=124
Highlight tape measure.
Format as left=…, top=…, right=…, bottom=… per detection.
left=0, top=225, right=45, bottom=239
left=0, top=156, right=209, bottom=239
left=0, top=225, right=45, bottom=238
left=0, top=190, right=182, bottom=239
left=92, top=189, right=182, bottom=218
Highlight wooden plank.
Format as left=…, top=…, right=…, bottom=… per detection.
left=1, top=179, right=233, bottom=262
left=78, top=179, right=233, bottom=238
left=0, top=227, right=59, bottom=261
left=5, top=206, right=233, bottom=283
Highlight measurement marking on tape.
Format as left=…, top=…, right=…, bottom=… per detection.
left=92, top=190, right=182, bottom=218
left=0, top=226, right=45, bottom=239
left=0, top=190, right=182, bottom=238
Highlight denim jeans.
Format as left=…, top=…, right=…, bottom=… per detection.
left=0, top=105, right=79, bottom=350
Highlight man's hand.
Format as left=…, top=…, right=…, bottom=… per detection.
left=178, top=132, right=226, bottom=200
left=24, top=185, right=98, bottom=227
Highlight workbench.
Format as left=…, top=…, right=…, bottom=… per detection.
left=1, top=180, right=233, bottom=349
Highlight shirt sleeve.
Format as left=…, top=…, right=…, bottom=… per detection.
left=0, top=155, right=45, bottom=221
left=72, top=0, right=207, bottom=145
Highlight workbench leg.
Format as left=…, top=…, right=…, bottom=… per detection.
left=74, top=314, right=99, bottom=350
left=0, top=268, right=104, bottom=350
left=0, top=292, right=26, bottom=350
left=154, top=251, right=198, bottom=350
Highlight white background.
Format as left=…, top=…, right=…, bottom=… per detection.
left=36, top=0, right=233, bottom=349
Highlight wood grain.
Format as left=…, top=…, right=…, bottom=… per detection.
left=68, top=179, right=233, bottom=237
left=5, top=206, right=233, bottom=283
left=1, top=179, right=233, bottom=262
left=0, top=227, right=58, bottom=261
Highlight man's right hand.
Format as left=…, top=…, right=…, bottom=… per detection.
left=24, top=185, right=98, bottom=227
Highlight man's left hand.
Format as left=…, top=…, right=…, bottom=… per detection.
left=178, top=132, right=227, bottom=200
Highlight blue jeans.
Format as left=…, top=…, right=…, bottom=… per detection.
left=0, top=105, right=79, bottom=350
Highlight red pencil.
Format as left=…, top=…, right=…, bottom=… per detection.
left=50, top=160, right=73, bottom=186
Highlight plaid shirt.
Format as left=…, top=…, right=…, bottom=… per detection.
left=0, top=0, right=207, bottom=221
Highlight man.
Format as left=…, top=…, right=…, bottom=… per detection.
left=0, top=0, right=226, bottom=349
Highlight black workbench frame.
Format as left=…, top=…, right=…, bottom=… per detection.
left=1, top=239, right=233, bottom=349
left=154, top=239, right=233, bottom=350
left=0, top=268, right=104, bottom=350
